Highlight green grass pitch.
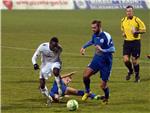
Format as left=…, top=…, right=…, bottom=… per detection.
left=1, top=9, right=150, bottom=113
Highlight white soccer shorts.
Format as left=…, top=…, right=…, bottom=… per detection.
left=40, top=62, right=61, bottom=79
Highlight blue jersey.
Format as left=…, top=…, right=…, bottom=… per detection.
left=49, top=80, right=67, bottom=97
left=82, top=31, right=115, bottom=81
left=83, top=31, right=115, bottom=55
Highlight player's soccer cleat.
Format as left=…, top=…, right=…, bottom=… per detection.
left=46, top=95, right=53, bottom=106
left=126, top=75, right=131, bottom=80
left=101, top=98, right=109, bottom=105
left=126, top=71, right=133, bottom=80
left=82, top=93, right=89, bottom=101
left=99, top=95, right=109, bottom=105
left=134, top=76, right=140, bottom=83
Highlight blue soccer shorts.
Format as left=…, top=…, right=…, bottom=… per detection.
left=88, top=54, right=112, bottom=82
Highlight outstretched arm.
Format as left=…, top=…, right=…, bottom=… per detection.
left=82, top=40, right=94, bottom=49
left=32, top=47, right=40, bottom=65
left=80, top=39, right=94, bottom=55
left=32, top=44, right=42, bottom=70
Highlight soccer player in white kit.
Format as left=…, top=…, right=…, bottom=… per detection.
left=32, top=37, right=62, bottom=97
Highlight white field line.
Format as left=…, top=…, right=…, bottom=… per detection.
left=1, top=46, right=34, bottom=51
left=1, top=45, right=86, bottom=56
left=1, top=45, right=150, bottom=63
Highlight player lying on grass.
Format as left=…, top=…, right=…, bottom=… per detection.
left=47, top=72, right=100, bottom=103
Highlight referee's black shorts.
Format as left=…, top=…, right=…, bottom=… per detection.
left=123, top=40, right=141, bottom=58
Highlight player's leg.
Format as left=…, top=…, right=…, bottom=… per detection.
left=51, top=62, right=62, bottom=95
left=100, top=68, right=110, bottom=104
left=82, top=67, right=94, bottom=101
left=99, top=56, right=112, bottom=104
left=131, top=40, right=141, bottom=82
left=39, top=77, right=49, bottom=96
left=123, top=55, right=133, bottom=80
left=100, top=80, right=109, bottom=104
left=53, top=68, right=62, bottom=95
left=82, top=56, right=99, bottom=101
left=83, top=67, right=94, bottom=93
left=132, top=57, right=140, bottom=82
left=65, top=87, right=81, bottom=95
left=40, top=63, right=52, bottom=97
left=65, top=87, right=97, bottom=99
left=123, top=41, right=133, bottom=80
left=100, top=69, right=110, bottom=104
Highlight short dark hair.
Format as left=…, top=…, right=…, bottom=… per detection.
left=50, top=37, right=58, bottom=43
left=91, top=20, right=101, bottom=27
left=126, top=5, right=133, bottom=9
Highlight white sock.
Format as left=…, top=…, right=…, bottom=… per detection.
left=55, top=77, right=61, bottom=88
left=40, top=86, right=49, bottom=97
left=55, top=76, right=62, bottom=95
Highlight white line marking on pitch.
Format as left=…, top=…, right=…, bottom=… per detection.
left=1, top=46, right=87, bottom=56
left=1, top=45, right=150, bottom=63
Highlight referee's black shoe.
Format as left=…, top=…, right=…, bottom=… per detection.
left=126, top=71, right=133, bottom=80
left=134, top=76, right=140, bottom=83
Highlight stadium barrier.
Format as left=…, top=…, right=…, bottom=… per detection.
left=73, top=0, right=150, bottom=9
left=1, top=0, right=74, bottom=10
left=1, top=0, right=150, bottom=10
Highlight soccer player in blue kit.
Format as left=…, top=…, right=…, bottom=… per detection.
left=47, top=72, right=100, bottom=104
left=80, top=20, right=115, bottom=104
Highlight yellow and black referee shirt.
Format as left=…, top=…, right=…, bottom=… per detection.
left=121, top=16, right=146, bottom=41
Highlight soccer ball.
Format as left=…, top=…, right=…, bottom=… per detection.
left=66, top=99, right=79, bottom=111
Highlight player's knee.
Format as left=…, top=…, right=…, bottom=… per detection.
left=100, top=82, right=107, bottom=89
left=123, top=58, right=129, bottom=63
left=53, top=68, right=60, bottom=77
left=132, top=61, right=137, bottom=65
left=83, top=74, right=89, bottom=78
left=123, top=56, right=129, bottom=62
left=100, top=84, right=105, bottom=89
left=132, top=58, right=138, bottom=65
left=83, top=68, right=93, bottom=78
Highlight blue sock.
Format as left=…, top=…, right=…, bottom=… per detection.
left=83, top=77, right=90, bottom=93
left=77, top=90, right=84, bottom=96
left=89, top=93, right=96, bottom=99
left=103, top=87, right=109, bottom=99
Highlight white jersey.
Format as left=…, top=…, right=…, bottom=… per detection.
left=32, top=42, right=62, bottom=65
